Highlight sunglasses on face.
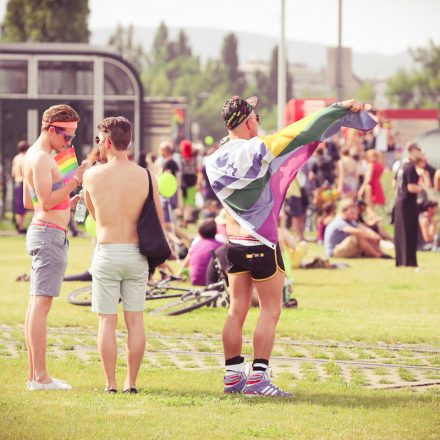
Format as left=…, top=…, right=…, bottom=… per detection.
left=247, top=114, right=260, bottom=124
left=52, top=127, right=75, bottom=143
left=95, top=135, right=110, bottom=146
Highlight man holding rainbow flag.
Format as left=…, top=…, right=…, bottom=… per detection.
left=206, top=96, right=376, bottom=397
left=22, top=104, right=88, bottom=391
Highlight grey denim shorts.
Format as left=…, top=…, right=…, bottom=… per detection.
left=26, top=225, right=69, bottom=297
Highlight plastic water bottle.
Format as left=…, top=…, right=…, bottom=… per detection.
left=74, top=190, right=87, bottom=223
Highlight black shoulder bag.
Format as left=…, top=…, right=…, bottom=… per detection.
left=137, top=169, right=171, bottom=270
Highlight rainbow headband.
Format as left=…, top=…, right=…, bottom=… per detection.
left=51, top=121, right=78, bottom=129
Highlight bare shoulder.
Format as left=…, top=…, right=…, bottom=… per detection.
left=84, top=162, right=108, bottom=181
left=84, top=164, right=99, bottom=178
left=27, top=148, right=52, bottom=169
left=131, top=163, right=150, bottom=180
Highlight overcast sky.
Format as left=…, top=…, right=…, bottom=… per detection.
left=1, top=0, right=439, bottom=54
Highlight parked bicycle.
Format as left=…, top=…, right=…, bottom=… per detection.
left=67, top=251, right=296, bottom=314
left=67, top=266, right=230, bottom=316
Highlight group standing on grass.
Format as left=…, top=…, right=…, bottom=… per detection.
left=23, top=96, right=420, bottom=396
left=22, top=106, right=159, bottom=393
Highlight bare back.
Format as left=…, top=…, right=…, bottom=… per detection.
left=226, top=211, right=254, bottom=238
left=12, top=153, right=25, bottom=183
left=84, top=160, right=149, bottom=244
left=341, top=156, right=358, bottom=177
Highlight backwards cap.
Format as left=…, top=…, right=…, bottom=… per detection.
left=221, top=96, right=258, bottom=130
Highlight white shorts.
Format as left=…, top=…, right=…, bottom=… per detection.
left=91, top=244, right=149, bottom=314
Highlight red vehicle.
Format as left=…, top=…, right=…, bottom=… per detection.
left=285, top=98, right=336, bottom=124
left=285, top=99, right=438, bottom=145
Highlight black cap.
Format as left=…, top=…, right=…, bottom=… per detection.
left=221, top=96, right=258, bottom=130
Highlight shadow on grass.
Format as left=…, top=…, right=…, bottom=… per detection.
left=133, top=386, right=437, bottom=410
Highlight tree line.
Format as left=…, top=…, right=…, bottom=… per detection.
left=0, top=0, right=292, bottom=140
left=101, top=21, right=294, bottom=140
left=1, top=0, right=439, bottom=141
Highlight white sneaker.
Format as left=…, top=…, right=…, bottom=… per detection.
left=380, top=240, right=395, bottom=251
left=29, top=379, right=72, bottom=391
left=52, top=377, right=68, bottom=384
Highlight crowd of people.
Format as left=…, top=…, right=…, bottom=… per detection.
left=15, top=97, right=440, bottom=397
left=128, top=112, right=439, bottom=278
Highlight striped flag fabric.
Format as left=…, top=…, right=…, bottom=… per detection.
left=206, top=104, right=377, bottom=249
left=54, top=147, right=78, bottom=183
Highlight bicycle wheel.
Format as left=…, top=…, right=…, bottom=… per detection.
left=150, top=289, right=221, bottom=316
left=67, top=285, right=92, bottom=306
left=145, top=286, right=189, bottom=301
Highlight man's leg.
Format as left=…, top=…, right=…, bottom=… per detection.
left=28, top=296, right=53, bottom=383
left=244, top=270, right=292, bottom=397
left=17, top=213, right=26, bottom=232
left=376, top=223, right=393, bottom=241
left=253, top=270, right=285, bottom=359
left=98, top=314, right=118, bottom=390
left=292, top=215, right=305, bottom=242
left=24, top=297, right=34, bottom=382
left=358, top=237, right=382, bottom=257
left=222, top=272, right=253, bottom=359
left=222, top=271, right=253, bottom=393
left=123, top=311, right=145, bottom=390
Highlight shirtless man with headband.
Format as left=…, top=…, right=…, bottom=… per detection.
left=23, top=104, right=88, bottom=390
left=206, top=96, right=372, bottom=397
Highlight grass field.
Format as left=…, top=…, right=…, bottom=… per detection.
left=1, top=235, right=440, bottom=439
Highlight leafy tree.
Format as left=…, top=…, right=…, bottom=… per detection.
left=258, top=106, right=278, bottom=133
left=108, top=24, right=147, bottom=73
left=221, top=33, right=246, bottom=96
left=242, top=69, right=269, bottom=107
left=1, top=0, right=90, bottom=42
left=221, top=34, right=238, bottom=76
left=192, top=83, right=231, bottom=141
left=255, top=70, right=269, bottom=98
left=355, top=80, right=374, bottom=103
left=387, top=40, right=440, bottom=108
left=267, top=46, right=293, bottom=107
left=150, top=70, right=171, bottom=97
left=199, top=59, right=227, bottom=93
left=152, top=21, right=169, bottom=59
left=141, top=22, right=298, bottom=142
left=143, top=23, right=202, bottom=98
left=176, top=30, right=192, bottom=57
left=387, top=70, right=416, bottom=107
left=411, top=40, right=440, bottom=107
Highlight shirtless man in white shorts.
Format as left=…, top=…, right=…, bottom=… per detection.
left=83, top=116, right=162, bottom=393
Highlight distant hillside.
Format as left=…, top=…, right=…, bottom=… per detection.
left=91, top=26, right=413, bottom=79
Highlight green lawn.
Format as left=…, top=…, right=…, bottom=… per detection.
left=1, top=235, right=440, bottom=439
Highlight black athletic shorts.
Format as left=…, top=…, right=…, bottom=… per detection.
left=226, top=242, right=285, bottom=281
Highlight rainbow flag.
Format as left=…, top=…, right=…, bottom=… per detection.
left=54, top=147, right=78, bottom=183
left=206, top=104, right=376, bottom=249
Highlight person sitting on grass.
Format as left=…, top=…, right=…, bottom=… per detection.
left=355, top=199, right=393, bottom=244
left=316, top=201, right=336, bottom=245
left=201, top=199, right=220, bottom=220
left=178, top=219, right=223, bottom=286
left=324, top=199, right=392, bottom=259
left=418, top=200, right=439, bottom=251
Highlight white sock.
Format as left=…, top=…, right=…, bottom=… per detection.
left=226, top=362, right=245, bottom=373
